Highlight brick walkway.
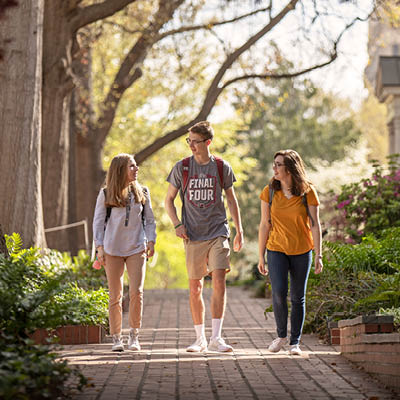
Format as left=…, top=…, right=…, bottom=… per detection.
left=59, top=287, right=399, bottom=399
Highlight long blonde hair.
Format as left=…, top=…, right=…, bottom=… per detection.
left=104, top=153, right=146, bottom=207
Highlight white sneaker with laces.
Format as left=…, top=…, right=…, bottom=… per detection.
left=289, top=344, right=302, bottom=355
left=186, top=337, right=207, bottom=352
left=128, top=329, right=141, bottom=351
left=268, top=337, right=287, bottom=353
left=208, top=337, right=233, bottom=352
left=112, top=334, right=124, bottom=352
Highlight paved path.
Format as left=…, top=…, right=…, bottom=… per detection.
left=59, top=287, right=399, bottom=400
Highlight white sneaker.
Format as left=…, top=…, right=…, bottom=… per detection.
left=112, top=334, right=124, bottom=352
left=128, top=329, right=141, bottom=351
left=289, top=344, right=302, bottom=355
left=186, top=337, right=207, bottom=352
left=208, top=337, right=233, bottom=353
left=268, top=337, right=287, bottom=353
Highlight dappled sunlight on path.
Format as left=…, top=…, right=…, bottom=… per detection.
left=59, top=288, right=399, bottom=400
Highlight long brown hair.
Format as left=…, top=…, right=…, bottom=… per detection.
left=104, top=153, right=146, bottom=207
left=270, top=149, right=312, bottom=196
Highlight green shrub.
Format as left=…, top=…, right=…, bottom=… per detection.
left=0, top=336, right=87, bottom=400
left=0, top=234, right=88, bottom=399
left=335, top=155, right=400, bottom=242
left=68, top=250, right=108, bottom=290
left=34, top=283, right=109, bottom=329
left=38, top=248, right=107, bottom=290
left=304, top=227, right=400, bottom=337
left=0, top=247, right=65, bottom=338
left=379, top=306, right=400, bottom=327
left=0, top=236, right=109, bottom=336
left=323, top=229, right=400, bottom=275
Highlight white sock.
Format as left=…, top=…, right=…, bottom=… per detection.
left=211, top=318, right=223, bottom=340
left=194, top=324, right=205, bottom=339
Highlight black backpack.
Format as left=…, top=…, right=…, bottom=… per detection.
left=103, top=187, right=148, bottom=229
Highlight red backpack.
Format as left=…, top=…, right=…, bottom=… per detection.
left=181, top=156, right=224, bottom=194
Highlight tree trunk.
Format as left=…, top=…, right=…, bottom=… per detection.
left=41, top=0, right=138, bottom=252
left=72, top=131, right=104, bottom=253
left=0, top=0, right=46, bottom=248
left=41, top=1, right=73, bottom=250
left=69, top=38, right=105, bottom=255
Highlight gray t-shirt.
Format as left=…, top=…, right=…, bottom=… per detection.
left=166, top=155, right=236, bottom=241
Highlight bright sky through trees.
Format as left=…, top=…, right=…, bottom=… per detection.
left=199, top=0, right=372, bottom=111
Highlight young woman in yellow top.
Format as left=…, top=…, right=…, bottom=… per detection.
left=258, top=149, right=323, bottom=356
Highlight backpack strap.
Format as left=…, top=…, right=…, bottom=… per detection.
left=141, top=187, right=148, bottom=227
left=302, top=193, right=315, bottom=227
left=182, top=156, right=191, bottom=195
left=268, top=187, right=274, bottom=225
left=213, top=156, right=224, bottom=188
left=104, top=187, right=148, bottom=229
left=103, top=188, right=112, bottom=229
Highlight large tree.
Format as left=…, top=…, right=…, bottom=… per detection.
left=9, top=0, right=378, bottom=251
left=0, top=0, right=45, bottom=248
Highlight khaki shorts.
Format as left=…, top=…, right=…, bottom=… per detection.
left=184, top=236, right=230, bottom=280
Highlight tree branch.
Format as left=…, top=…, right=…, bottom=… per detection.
left=71, top=0, right=138, bottom=32
left=94, top=0, right=185, bottom=145
left=156, top=6, right=271, bottom=40
left=135, top=2, right=371, bottom=164
left=102, top=6, right=270, bottom=38
left=220, top=52, right=338, bottom=90
left=135, top=0, right=300, bottom=164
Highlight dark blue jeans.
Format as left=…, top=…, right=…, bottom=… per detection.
left=267, top=250, right=312, bottom=345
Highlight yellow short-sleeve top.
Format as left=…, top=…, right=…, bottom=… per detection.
left=259, top=185, right=320, bottom=255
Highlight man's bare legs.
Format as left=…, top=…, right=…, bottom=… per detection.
left=209, top=269, right=231, bottom=351
left=188, top=270, right=226, bottom=324
left=186, top=278, right=207, bottom=352
left=187, top=270, right=232, bottom=352
left=188, top=278, right=205, bottom=325
left=210, top=269, right=226, bottom=319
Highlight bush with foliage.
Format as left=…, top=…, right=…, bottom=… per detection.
left=0, top=234, right=108, bottom=334
left=0, top=234, right=92, bottom=400
left=304, top=227, right=400, bottom=337
left=0, top=336, right=86, bottom=400
left=38, top=283, right=109, bottom=328
left=335, top=155, right=400, bottom=242
left=38, top=248, right=107, bottom=290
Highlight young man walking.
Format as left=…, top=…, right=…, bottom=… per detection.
left=165, top=121, right=243, bottom=352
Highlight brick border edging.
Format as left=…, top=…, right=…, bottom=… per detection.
left=332, top=315, right=400, bottom=391
left=328, top=316, right=396, bottom=346
left=338, top=315, right=394, bottom=327
left=31, top=325, right=106, bottom=345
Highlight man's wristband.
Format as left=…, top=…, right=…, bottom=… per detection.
left=174, top=223, right=183, bottom=229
